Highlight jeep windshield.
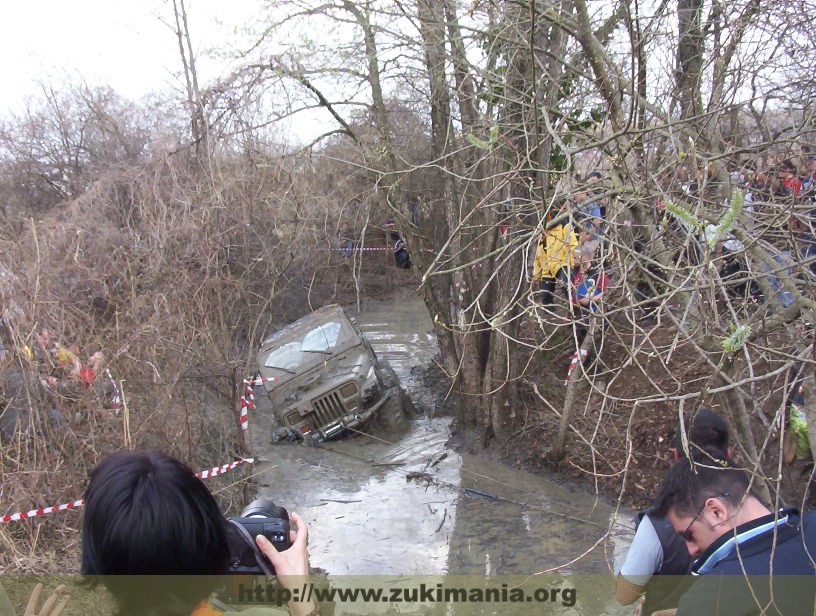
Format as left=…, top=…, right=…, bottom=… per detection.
left=262, top=321, right=343, bottom=372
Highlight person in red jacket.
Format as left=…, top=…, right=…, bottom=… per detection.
left=777, top=159, right=802, bottom=196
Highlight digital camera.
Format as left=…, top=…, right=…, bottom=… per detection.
left=226, top=498, right=291, bottom=576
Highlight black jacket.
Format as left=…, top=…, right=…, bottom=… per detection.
left=636, top=509, right=694, bottom=615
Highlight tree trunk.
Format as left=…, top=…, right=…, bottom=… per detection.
left=171, top=0, right=207, bottom=157
left=547, top=320, right=598, bottom=463
left=675, top=0, right=705, bottom=119
left=715, top=376, right=772, bottom=505
left=417, top=0, right=483, bottom=416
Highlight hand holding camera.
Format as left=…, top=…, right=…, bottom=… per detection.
left=256, top=511, right=309, bottom=579
left=226, top=498, right=309, bottom=580
left=226, top=499, right=314, bottom=616
left=227, top=498, right=292, bottom=575
left=259, top=513, right=316, bottom=616
left=81, top=451, right=316, bottom=616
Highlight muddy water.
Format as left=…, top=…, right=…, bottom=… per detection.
left=250, top=292, right=633, bottom=577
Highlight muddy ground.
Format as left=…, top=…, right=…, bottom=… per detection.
left=423, top=317, right=814, bottom=514
left=495, top=321, right=813, bottom=512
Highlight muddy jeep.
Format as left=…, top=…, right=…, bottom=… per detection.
left=257, top=305, right=408, bottom=441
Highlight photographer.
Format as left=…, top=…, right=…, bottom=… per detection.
left=81, top=450, right=315, bottom=616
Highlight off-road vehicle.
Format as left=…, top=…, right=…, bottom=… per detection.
left=257, top=305, right=409, bottom=441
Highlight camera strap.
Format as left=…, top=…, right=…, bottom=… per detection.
left=226, top=518, right=276, bottom=581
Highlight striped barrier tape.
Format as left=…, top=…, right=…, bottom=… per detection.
left=0, top=457, right=255, bottom=523
left=240, top=377, right=278, bottom=431
left=564, top=349, right=588, bottom=385
left=105, top=367, right=122, bottom=415
left=245, top=376, right=278, bottom=387
left=334, top=246, right=435, bottom=254
left=239, top=386, right=254, bottom=431
left=0, top=499, right=85, bottom=524
left=195, top=457, right=255, bottom=479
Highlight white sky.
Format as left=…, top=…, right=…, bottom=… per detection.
left=0, top=0, right=262, bottom=115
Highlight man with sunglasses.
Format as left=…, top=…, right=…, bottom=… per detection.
left=616, top=409, right=730, bottom=615
left=650, top=459, right=816, bottom=615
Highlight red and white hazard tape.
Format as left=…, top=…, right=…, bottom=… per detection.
left=240, top=377, right=277, bottom=431
left=334, top=246, right=436, bottom=254
left=0, top=457, right=255, bottom=524
left=0, top=499, right=84, bottom=524
left=244, top=376, right=277, bottom=387
left=239, top=389, right=255, bottom=431
left=195, top=457, right=255, bottom=479
left=564, top=349, right=588, bottom=385
left=105, top=367, right=122, bottom=415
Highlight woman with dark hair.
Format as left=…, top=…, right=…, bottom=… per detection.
left=616, top=409, right=730, bottom=616
left=81, top=450, right=313, bottom=616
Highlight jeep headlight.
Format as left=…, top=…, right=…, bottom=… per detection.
left=361, top=366, right=379, bottom=400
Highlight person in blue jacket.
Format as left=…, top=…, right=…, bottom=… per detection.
left=650, top=458, right=816, bottom=615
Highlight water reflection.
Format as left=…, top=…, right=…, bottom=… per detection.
left=252, top=417, right=458, bottom=575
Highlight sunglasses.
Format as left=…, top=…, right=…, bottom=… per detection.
left=679, top=503, right=705, bottom=542
left=678, top=492, right=731, bottom=542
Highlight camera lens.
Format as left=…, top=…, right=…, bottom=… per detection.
left=241, top=498, right=288, bottom=519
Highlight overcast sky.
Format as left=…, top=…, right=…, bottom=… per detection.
left=1, top=0, right=261, bottom=115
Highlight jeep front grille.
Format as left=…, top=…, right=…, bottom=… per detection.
left=312, top=390, right=348, bottom=426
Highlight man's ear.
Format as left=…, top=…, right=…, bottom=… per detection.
left=705, top=496, right=730, bottom=522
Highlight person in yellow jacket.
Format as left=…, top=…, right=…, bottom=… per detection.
left=533, top=220, right=580, bottom=304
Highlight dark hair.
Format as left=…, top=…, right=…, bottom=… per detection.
left=654, top=457, right=751, bottom=518
left=81, top=450, right=229, bottom=615
left=674, top=408, right=729, bottom=461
